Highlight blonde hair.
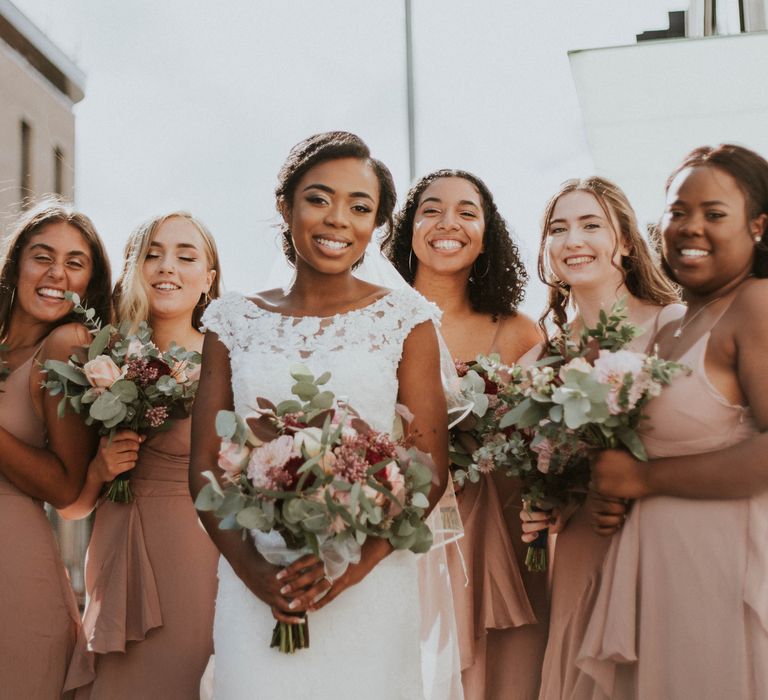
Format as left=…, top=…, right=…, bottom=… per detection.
left=113, top=212, right=221, bottom=331
left=537, top=177, right=679, bottom=336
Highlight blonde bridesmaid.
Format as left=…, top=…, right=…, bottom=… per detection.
left=385, top=169, right=544, bottom=700
left=61, top=212, right=221, bottom=699
left=585, top=145, right=768, bottom=699
left=0, top=200, right=112, bottom=699
left=519, top=177, right=681, bottom=700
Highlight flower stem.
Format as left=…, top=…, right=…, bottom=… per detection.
left=105, top=473, right=133, bottom=503
left=270, top=618, right=310, bottom=654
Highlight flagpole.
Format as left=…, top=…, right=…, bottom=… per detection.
left=405, top=0, right=416, bottom=183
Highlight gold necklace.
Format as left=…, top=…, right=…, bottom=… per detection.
left=673, top=295, right=729, bottom=338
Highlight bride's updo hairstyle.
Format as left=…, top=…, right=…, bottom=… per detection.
left=275, top=131, right=397, bottom=268
left=664, top=144, right=768, bottom=278
left=113, top=212, right=222, bottom=332
left=537, top=177, right=679, bottom=337
left=383, top=169, right=528, bottom=317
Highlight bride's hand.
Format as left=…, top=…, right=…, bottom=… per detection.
left=242, top=556, right=307, bottom=625
left=277, top=539, right=393, bottom=614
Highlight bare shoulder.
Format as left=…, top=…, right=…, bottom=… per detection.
left=40, top=322, right=91, bottom=360
left=499, top=312, right=542, bottom=363
left=732, top=277, right=768, bottom=315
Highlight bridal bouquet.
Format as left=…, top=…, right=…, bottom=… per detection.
left=499, top=302, right=686, bottom=570
left=42, top=292, right=201, bottom=502
left=195, top=363, right=435, bottom=654
left=449, top=355, right=534, bottom=486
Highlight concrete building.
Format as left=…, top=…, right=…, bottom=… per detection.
left=0, top=0, right=84, bottom=225
left=568, top=4, right=768, bottom=230
left=1, top=0, right=89, bottom=604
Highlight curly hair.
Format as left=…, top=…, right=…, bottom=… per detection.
left=382, top=169, right=528, bottom=317
left=275, top=131, right=397, bottom=268
left=665, top=143, right=768, bottom=278
left=0, top=197, right=112, bottom=339
left=537, top=177, right=679, bottom=337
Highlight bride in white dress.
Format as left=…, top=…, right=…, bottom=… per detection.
left=190, top=132, right=450, bottom=699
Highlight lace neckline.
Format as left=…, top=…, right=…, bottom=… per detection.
left=241, top=290, right=394, bottom=321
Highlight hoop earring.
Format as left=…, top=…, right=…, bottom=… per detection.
left=198, top=291, right=211, bottom=307
left=408, top=250, right=417, bottom=276
left=472, top=255, right=490, bottom=280
left=9, top=287, right=15, bottom=309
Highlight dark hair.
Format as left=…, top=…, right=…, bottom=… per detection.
left=0, top=198, right=112, bottom=339
left=537, top=177, right=680, bottom=336
left=382, top=169, right=528, bottom=317
left=666, top=143, right=768, bottom=278
left=275, top=131, right=397, bottom=267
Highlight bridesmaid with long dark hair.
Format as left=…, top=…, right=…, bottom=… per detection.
left=585, top=144, right=768, bottom=699
left=0, top=200, right=112, bottom=699
left=61, top=212, right=222, bottom=699
left=384, top=169, right=544, bottom=700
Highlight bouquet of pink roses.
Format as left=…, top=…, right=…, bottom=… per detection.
left=195, top=363, right=435, bottom=653
left=499, top=301, right=686, bottom=570
left=42, top=292, right=200, bottom=502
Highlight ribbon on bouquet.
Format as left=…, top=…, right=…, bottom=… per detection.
left=251, top=529, right=362, bottom=581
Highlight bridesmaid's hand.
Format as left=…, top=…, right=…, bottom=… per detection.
left=591, top=449, right=650, bottom=500
left=520, top=506, right=563, bottom=543
left=90, top=430, right=143, bottom=482
left=588, top=492, right=629, bottom=536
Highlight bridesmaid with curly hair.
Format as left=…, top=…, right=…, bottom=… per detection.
left=384, top=169, right=544, bottom=700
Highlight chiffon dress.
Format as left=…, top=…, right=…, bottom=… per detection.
left=446, top=319, right=548, bottom=700
left=0, top=347, right=89, bottom=699
left=538, top=306, right=680, bottom=700
left=74, top=416, right=219, bottom=699
left=578, top=301, right=767, bottom=699
left=201, top=288, right=441, bottom=700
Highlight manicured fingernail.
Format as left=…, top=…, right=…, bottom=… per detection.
left=280, top=585, right=290, bottom=594
left=289, top=600, right=299, bottom=610
left=276, top=571, right=287, bottom=580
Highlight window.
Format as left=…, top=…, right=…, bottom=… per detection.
left=54, top=146, right=65, bottom=195
left=20, top=120, right=32, bottom=207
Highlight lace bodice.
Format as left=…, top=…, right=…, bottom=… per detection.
left=202, top=288, right=441, bottom=433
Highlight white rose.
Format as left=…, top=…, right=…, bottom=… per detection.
left=293, top=427, right=325, bottom=458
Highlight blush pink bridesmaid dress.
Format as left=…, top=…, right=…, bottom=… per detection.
left=0, top=348, right=90, bottom=699
left=73, top=416, right=219, bottom=700
left=579, top=302, right=767, bottom=699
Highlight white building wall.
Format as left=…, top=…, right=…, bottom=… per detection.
left=569, top=32, right=768, bottom=229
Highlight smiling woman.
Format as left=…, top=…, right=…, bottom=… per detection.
left=190, top=131, right=450, bottom=700
left=60, top=211, right=222, bottom=700
left=0, top=198, right=112, bottom=699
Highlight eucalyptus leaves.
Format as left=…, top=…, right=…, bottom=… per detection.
left=42, top=292, right=200, bottom=501
left=195, top=363, right=435, bottom=652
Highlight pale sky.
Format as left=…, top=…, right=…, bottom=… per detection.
left=12, top=0, right=685, bottom=315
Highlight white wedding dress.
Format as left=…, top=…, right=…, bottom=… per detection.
left=201, top=287, right=441, bottom=700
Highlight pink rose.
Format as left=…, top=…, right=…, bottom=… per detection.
left=592, top=350, right=647, bottom=414
left=531, top=438, right=554, bottom=474
left=247, top=436, right=298, bottom=489
left=383, top=462, right=406, bottom=514
left=218, top=439, right=250, bottom=481
left=83, top=355, right=124, bottom=390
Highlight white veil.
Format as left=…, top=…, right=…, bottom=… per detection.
left=266, top=241, right=466, bottom=700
